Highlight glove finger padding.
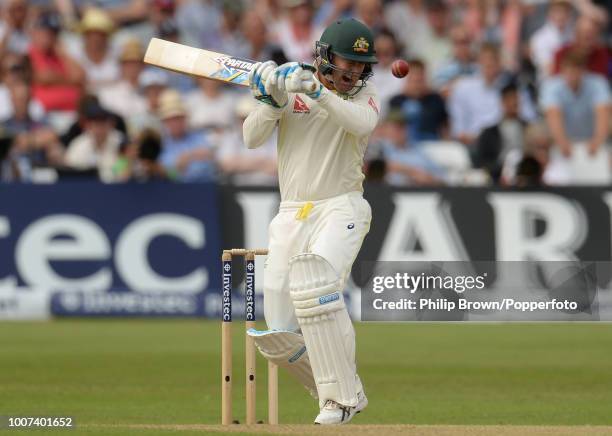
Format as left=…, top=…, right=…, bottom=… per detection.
left=264, top=65, right=290, bottom=108
left=249, top=60, right=277, bottom=98
left=286, top=68, right=317, bottom=93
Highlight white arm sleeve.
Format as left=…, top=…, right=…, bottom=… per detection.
left=242, top=103, right=283, bottom=149
left=315, top=87, right=380, bottom=137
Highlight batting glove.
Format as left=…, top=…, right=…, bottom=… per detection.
left=249, top=61, right=285, bottom=108
left=271, top=62, right=322, bottom=98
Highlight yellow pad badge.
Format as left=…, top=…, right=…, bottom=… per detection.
left=295, top=202, right=314, bottom=220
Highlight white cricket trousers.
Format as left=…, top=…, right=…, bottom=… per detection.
left=263, top=191, right=371, bottom=331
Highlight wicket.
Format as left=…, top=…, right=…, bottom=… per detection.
left=221, top=248, right=278, bottom=425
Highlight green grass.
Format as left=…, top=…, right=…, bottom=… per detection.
left=1, top=320, right=611, bottom=434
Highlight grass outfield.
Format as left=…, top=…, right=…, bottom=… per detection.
left=1, top=321, right=612, bottom=435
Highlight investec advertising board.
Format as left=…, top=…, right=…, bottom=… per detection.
left=0, top=183, right=221, bottom=318
left=1, top=183, right=612, bottom=319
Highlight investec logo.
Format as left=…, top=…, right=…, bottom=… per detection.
left=215, top=56, right=256, bottom=72
left=245, top=261, right=255, bottom=321
left=222, top=261, right=232, bottom=322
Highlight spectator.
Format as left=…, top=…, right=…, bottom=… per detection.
left=98, top=38, right=147, bottom=135
left=0, top=0, right=30, bottom=56
left=513, top=155, right=544, bottom=187
left=540, top=50, right=610, bottom=157
left=60, top=94, right=127, bottom=149
left=154, top=18, right=196, bottom=93
left=371, top=30, right=403, bottom=114
left=64, top=102, right=125, bottom=182
left=113, top=128, right=165, bottom=182
left=0, top=53, right=44, bottom=122
left=237, top=10, right=287, bottom=64
left=449, top=43, right=534, bottom=145
left=157, top=89, right=216, bottom=182
left=273, top=0, right=323, bottom=63
left=474, top=83, right=526, bottom=182
left=218, top=96, right=277, bottom=185
left=432, top=26, right=478, bottom=94
left=529, top=0, right=574, bottom=78
left=418, top=0, right=452, bottom=79
left=354, top=0, right=385, bottom=34
left=313, top=0, right=354, bottom=28
left=29, top=12, right=84, bottom=113
left=389, top=59, right=448, bottom=143
left=501, top=122, right=569, bottom=186
left=217, top=2, right=246, bottom=60
left=132, top=68, right=168, bottom=134
left=69, top=8, right=119, bottom=93
left=553, top=16, right=610, bottom=78
left=3, top=79, right=64, bottom=171
left=175, top=0, right=223, bottom=49
left=185, top=78, right=235, bottom=132
left=384, top=0, right=429, bottom=59
left=378, top=110, right=445, bottom=186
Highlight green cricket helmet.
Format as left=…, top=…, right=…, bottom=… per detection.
left=315, top=18, right=377, bottom=94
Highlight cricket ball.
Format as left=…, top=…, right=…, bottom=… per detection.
left=391, top=59, right=409, bottom=78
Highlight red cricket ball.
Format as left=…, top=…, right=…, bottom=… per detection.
left=391, top=59, right=410, bottom=78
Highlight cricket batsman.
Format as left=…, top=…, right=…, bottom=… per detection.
left=244, top=18, right=379, bottom=424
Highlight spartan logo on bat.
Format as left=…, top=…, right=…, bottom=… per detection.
left=214, top=56, right=257, bottom=72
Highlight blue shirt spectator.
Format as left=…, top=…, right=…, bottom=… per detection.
left=157, top=89, right=216, bottom=182
left=160, top=129, right=215, bottom=182
left=540, top=72, right=610, bottom=141
left=388, top=60, right=448, bottom=143
left=378, top=111, right=445, bottom=186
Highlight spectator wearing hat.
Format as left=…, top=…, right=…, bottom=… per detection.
left=64, top=101, right=125, bottom=182
left=98, top=39, right=147, bottom=131
left=0, top=0, right=30, bottom=57
left=553, top=16, right=610, bottom=79
left=540, top=50, right=610, bottom=157
left=530, top=0, right=574, bottom=78
left=217, top=95, right=277, bottom=186
left=70, top=8, right=119, bottom=93
left=29, top=12, right=84, bottom=113
left=389, top=59, right=448, bottom=143
left=60, top=94, right=127, bottom=148
left=157, top=90, right=216, bottom=182
left=377, top=110, right=445, bottom=186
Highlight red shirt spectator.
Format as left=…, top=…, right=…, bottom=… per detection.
left=553, top=16, right=610, bottom=78
left=29, top=12, right=84, bottom=112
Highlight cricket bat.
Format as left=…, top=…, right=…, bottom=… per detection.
left=144, top=38, right=316, bottom=91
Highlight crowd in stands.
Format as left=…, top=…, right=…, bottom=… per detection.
left=0, top=0, right=610, bottom=187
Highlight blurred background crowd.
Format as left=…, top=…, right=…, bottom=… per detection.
left=0, top=0, right=610, bottom=186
